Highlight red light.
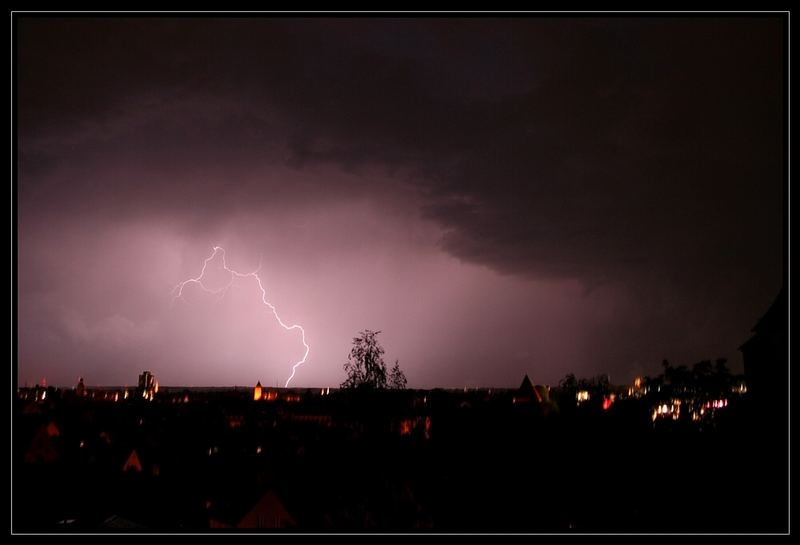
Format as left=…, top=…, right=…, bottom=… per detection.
left=602, top=397, right=613, bottom=410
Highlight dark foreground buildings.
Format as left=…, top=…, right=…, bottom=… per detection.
left=740, top=287, right=788, bottom=421
left=737, top=288, right=789, bottom=532
left=13, top=367, right=788, bottom=532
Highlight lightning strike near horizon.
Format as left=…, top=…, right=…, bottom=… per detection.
left=171, top=246, right=309, bottom=387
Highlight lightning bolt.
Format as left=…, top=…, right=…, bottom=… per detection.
left=171, top=246, right=309, bottom=387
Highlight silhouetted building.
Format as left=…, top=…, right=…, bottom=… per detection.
left=137, top=371, right=158, bottom=400
left=122, top=449, right=143, bottom=473
left=739, top=287, right=789, bottom=531
left=739, top=288, right=787, bottom=415
left=513, top=374, right=541, bottom=404
left=75, top=377, right=86, bottom=397
left=208, top=490, right=295, bottom=529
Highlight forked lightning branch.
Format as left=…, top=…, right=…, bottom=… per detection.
left=171, top=246, right=309, bottom=387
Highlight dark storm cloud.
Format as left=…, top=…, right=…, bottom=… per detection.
left=20, top=17, right=783, bottom=281
left=17, top=16, right=784, bottom=386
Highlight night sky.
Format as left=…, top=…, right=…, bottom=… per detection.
left=17, top=17, right=784, bottom=389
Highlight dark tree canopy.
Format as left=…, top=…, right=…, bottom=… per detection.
left=342, top=330, right=385, bottom=389
left=388, top=360, right=407, bottom=390
left=341, top=330, right=407, bottom=390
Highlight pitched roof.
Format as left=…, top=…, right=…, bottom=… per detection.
left=102, top=515, right=146, bottom=529
left=237, top=490, right=295, bottom=529
left=209, top=488, right=295, bottom=529
left=740, top=288, right=787, bottom=350
left=519, top=374, right=535, bottom=396
left=122, top=449, right=143, bottom=472
left=752, top=287, right=786, bottom=333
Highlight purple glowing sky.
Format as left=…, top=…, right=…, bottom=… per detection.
left=17, top=17, right=784, bottom=388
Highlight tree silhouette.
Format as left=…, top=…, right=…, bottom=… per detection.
left=559, top=373, right=577, bottom=391
left=342, top=330, right=389, bottom=389
left=388, top=360, right=407, bottom=390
